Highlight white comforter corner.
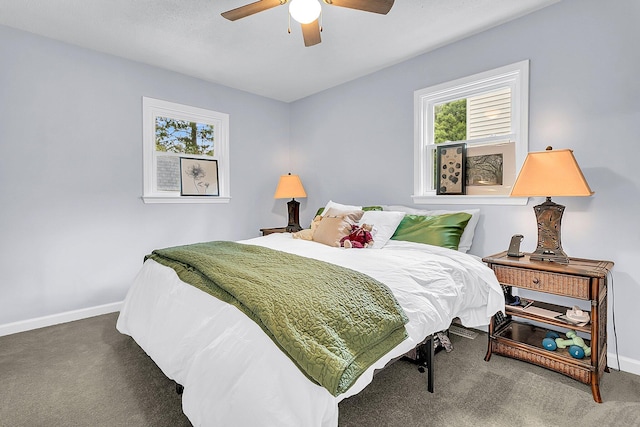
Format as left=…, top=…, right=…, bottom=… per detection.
left=117, top=234, right=504, bottom=427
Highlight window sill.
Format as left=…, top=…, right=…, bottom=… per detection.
left=142, top=195, right=231, bottom=204
left=412, top=194, right=528, bottom=206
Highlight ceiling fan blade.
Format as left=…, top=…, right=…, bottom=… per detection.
left=221, top=0, right=287, bottom=21
left=301, top=19, right=322, bottom=47
left=323, top=0, right=394, bottom=15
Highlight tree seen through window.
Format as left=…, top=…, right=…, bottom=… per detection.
left=434, top=99, right=466, bottom=144
left=155, top=117, right=214, bottom=156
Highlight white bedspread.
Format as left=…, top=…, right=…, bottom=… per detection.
left=117, top=234, right=504, bottom=427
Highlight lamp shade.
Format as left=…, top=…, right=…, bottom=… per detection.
left=510, top=147, right=594, bottom=197
left=274, top=174, right=307, bottom=199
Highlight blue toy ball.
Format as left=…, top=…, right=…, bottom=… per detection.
left=569, top=345, right=585, bottom=359
left=542, top=337, right=557, bottom=351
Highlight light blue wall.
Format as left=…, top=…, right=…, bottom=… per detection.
left=290, top=0, right=640, bottom=372
left=0, top=25, right=291, bottom=324
left=1, top=0, right=638, bottom=373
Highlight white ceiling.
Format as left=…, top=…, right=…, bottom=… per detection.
left=0, top=0, right=559, bottom=102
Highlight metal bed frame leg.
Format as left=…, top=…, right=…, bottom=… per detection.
left=426, top=334, right=434, bottom=393
left=416, top=334, right=434, bottom=393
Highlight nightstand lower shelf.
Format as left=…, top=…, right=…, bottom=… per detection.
left=489, top=321, right=594, bottom=383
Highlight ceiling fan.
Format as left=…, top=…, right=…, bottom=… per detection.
left=221, top=0, right=395, bottom=47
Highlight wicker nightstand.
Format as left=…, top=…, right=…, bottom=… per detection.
left=483, top=251, right=613, bottom=403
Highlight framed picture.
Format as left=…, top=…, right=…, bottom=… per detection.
left=180, top=158, right=219, bottom=196
left=436, top=143, right=466, bottom=195
left=465, top=141, right=515, bottom=196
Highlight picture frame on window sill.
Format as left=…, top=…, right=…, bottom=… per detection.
left=180, top=157, right=219, bottom=196
left=465, top=141, right=516, bottom=196
left=436, top=143, right=466, bottom=195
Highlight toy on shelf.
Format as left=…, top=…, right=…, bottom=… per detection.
left=566, top=306, right=590, bottom=324
left=542, top=331, right=559, bottom=350
left=557, top=330, right=592, bottom=359
left=541, top=330, right=591, bottom=359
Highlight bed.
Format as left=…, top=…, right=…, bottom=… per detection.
left=116, top=204, right=504, bottom=426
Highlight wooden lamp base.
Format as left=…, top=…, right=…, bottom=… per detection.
left=529, top=197, right=569, bottom=264
left=285, top=198, right=302, bottom=232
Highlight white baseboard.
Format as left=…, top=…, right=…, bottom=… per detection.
left=0, top=301, right=123, bottom=337
left=608, top=352, right=640, bottom=377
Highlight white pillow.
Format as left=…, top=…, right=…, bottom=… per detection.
left=359, top=210, right=405, bottom=249
left=321, top=200, right=363, bottom=216
left=382, top=205, right=480, bottom=253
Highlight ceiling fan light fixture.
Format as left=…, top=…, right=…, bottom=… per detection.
left=289, top=0, right=321, bottom=24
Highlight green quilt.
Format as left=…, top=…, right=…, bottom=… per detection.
left=146, top=241, right=408, bottom=396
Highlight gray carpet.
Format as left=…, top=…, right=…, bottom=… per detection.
left=1, top=313, right=639, bottom=427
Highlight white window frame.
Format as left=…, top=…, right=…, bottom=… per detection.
left=142, top=97, right=230, bottom=204
left=413, top=60, right=530, bottom=205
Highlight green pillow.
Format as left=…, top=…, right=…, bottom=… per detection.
left=314, top=205, right=383, bottom=217
left=390, top=212, right=472, bottom=250
left=363, top=206, right=383, bottom=212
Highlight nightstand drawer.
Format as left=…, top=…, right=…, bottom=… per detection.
left=492, top=265, right=590, bottom=299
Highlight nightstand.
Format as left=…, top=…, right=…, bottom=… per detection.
left=483, top=251, right=613, bottom=403
left=259, top=227, right=289, bottom=236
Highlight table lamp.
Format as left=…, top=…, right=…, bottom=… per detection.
left=274, top=173, right=307, bottom=232
left=510, top=146, right=593, bottom=264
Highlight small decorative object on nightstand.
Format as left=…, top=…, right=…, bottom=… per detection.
left=483, top=251, right=613, bottom=403
left=260, top=227, right=289, bottom=236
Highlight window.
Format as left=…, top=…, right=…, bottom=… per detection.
left=142, top=97, right=230, bottom=203
left=413, top=60, right=529, bottom=205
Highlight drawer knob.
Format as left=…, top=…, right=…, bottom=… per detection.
left=532, top=278, right=540, bottom=285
